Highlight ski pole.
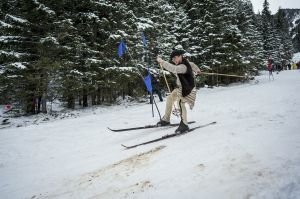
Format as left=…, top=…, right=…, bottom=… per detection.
left=158, top=62, right=179, bottom=117
left=158, top=63, right=171, bottom=92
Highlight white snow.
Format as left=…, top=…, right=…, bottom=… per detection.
left=0, top=70, right=300, bottom=199
left=292, top=52, right=300, bottom=63
left=70, top=69, right=83, bottom=76
left=10, top=62, right=27, bottom=69
left=92, top=1, right=112, bottom=7
left=33, top=0, right=56, bottom=15
left=0, top=36, right=22, bottom=42
left=137, top=18, right=154, bottom=30
left=40, top=36, right=59, bottom=45
left=292, top=14, right=300, bottom=29
left=86, top=58, right=103, bottom=64
left=108, top=34, right=122, bottom=40
left=137, top=22, right=154, bottom=30
left=0, top=50, right=28, bottom=58
left=5, top=14, right=29, bottom=24
left=81, top=12, right=99, bottom=20
left=0, top=20, right=12, bottom=28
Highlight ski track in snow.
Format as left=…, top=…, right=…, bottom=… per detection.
left=0, top=70, right=300, bottom=199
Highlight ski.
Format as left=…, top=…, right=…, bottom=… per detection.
left=108, top=121, right=196, bottom=132
left=121, top=121, right=216, bottom=149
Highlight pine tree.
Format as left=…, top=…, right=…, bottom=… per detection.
left=274, top=8, right=294, bottom=67
left=146, top=0, right=178, bottom=60
left=171, top=2, right=190, bottom=51
left=261, top=0, right=274, bottom=60
left=218, top=0, right=244, bottom=79
left=186, top=0, right=245, bottom=84
left=0, top=0, right=54, bottom=113
left=237, top=0, right=265, bottom=73
left=1, top=0, right=297, bottom=112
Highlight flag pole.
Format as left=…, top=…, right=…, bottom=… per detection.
left=142, top=35, right=155, bottom=117
left=141, top=32, right=162, bottom=119
left=120, top=38, right=162, bottom=119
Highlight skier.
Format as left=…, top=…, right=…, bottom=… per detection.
left=156, top=49, right=201, bottom=133
left=267, top=56, right=274, bottom=80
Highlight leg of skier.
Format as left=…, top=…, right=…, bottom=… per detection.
left=157, top=89, right=178, bottom=126
left=175, top=99, right=189, bottom=133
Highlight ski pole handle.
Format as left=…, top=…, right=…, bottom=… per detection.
left=158, top=62, right=179, bottom=117
left=158, top=63, right=171, bottom=92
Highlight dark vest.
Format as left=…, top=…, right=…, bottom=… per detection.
left=178, top=59, right=195, bottom=97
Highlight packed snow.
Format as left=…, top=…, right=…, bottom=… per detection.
left=0, top=70, right=300, bottom=199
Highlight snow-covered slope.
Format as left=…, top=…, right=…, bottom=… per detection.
left=1, top=70, right=300, bottom=199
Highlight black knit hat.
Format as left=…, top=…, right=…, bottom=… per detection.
left=170, top=49, right=185, bottom=59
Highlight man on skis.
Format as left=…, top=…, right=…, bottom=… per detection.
left=156, top=49, right=201, bottom=133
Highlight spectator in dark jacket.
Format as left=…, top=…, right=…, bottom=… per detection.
left=150, top=74, right=163, bottom=104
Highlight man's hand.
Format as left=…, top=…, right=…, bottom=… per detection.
left=157, top=56, right=163, bottom=64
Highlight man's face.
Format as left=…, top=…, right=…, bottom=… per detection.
left=172, top=55, right=182, bottom=65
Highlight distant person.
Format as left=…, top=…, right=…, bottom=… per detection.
left=150, top=74, right=163, bottom=104
left=267, top=56, right=274, bottom=80
left=276, top=64, right=282, bottom=74
left=288, top=63, right=291, bottom=70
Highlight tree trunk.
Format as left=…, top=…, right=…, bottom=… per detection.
left=97, top=87, right=102, bottom=105
left=41, top=93, right=47, bottom=113
left=67, top=95, right=75, bottom=109
left=83, top=88, right=88, bottom=107
left=91, top=91, right=96, bottom=105
left=79, top=97, right=82, bottom=106
left=128, top=83, right=133, bottom=96
left=37, top=96, right=41, bottom=113
left=26, top=97, right=36, bottom=114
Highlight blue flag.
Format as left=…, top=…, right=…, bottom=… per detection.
left=118, top=40, right=127, bottom=57
left=144, top=71, right=152, bottom=93
left=141, top=32, right=147, bottom=47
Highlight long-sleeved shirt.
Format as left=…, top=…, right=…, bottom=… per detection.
left=160, top=60, right=200, bottom=87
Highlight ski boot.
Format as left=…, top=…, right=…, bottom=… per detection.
left=175, top=121, right=189, bottom=134
left=156, top=120, right=170, bottom=127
